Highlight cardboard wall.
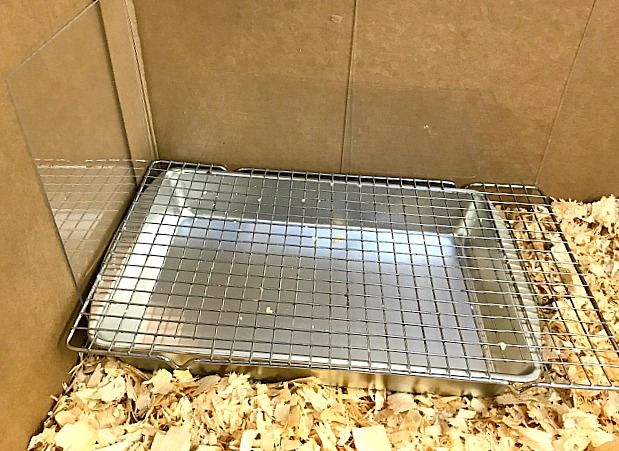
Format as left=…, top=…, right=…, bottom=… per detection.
left=0, top=1, right=90, bottom=449
left=343, top=0, right=592, bottom=186
left=134, top=0, right=619, bottom=198
left=134, top=0, right=354, bottom=173
left=537, top=0, right=619, bottom=201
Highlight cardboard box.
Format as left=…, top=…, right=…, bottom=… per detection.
left=2, top=0, right=619, bottom=448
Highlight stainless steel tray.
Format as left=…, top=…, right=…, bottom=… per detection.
left=81, top=162, right=542, bottom=395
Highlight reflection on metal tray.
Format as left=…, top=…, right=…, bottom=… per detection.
left=75, top=161, right=543, bottom=395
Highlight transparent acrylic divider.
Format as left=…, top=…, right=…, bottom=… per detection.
left=6, top=0, right=151, bottom=291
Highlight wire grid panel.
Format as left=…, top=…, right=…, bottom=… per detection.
left=70, top=161, right=560, bottom=389
left=468, top=183, right=619, bottom=390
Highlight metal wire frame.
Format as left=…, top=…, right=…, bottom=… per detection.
left=67, top=161, right=619, bottom=391
left=467, top=183, right=619, bottom=390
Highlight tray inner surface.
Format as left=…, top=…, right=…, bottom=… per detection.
left=88, top=165, right=540, bottom=382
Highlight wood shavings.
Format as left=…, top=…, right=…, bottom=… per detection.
left=28, top=428, right=56, bottom=450
left=503, top=197, right=619, bottom=388
left=28, top=196, right=619, bottom=450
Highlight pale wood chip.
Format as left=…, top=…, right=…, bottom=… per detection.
left=373, top=389, right=385, bottom=411
left=315, top=422, right=337, bottom=450
left=352, top=425, right=392, bottom=451
left=238, top=429, right=257, bottom=451
left=337, top=425, right=352, bottom=446
left=281, top=438, right=301, bottom=450
left=54, top=420, right=97, bottom=451
left=173, top=369, right=194, bottom=383
left=594, top=438, right=619, bottom=451
left=151, top=426, right=191, bottom=451
left=87, top=364, right=104, bottom=388
left=28, top=427, right=56, bottom=449
left=470, top=398, right=486, bottom=413
left=194, top=374, right=221, bottom=395
left=274, top=402, right=290, bottom=423
left=387, top=392, right=415, bottom=413
left=54, top=409, right=76, bottom=427
left=99, top=375, right=126, bottom=403
left=135, top=391, right=150, bottom=412
left=298, top=438, right=320, bottom=451
left=516, top=427, right=553, bottom=449
left=145, top=369, right=174, bottom=395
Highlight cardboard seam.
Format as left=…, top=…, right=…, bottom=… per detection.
left=98, top=1, right=134, bottom=166
left=340, top=0, right=359, bottom=173
left=100, top=0, right=158, bottom=175
left=123, top=0, right=158, bottom=160
left=535, top=0, right=597, bottom=186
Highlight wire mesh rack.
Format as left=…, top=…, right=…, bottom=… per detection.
left=467, top=183, right=619, bottom=390
left=68, top=161, right=619, bottom=393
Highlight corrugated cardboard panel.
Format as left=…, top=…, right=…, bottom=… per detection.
left=0, top=1, right=89, bottom=448
left=133, top=0, right=354, bottom=172
left=538, top=0, right=619, bottom=201
left=345, top=0, right=593, bottom=186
